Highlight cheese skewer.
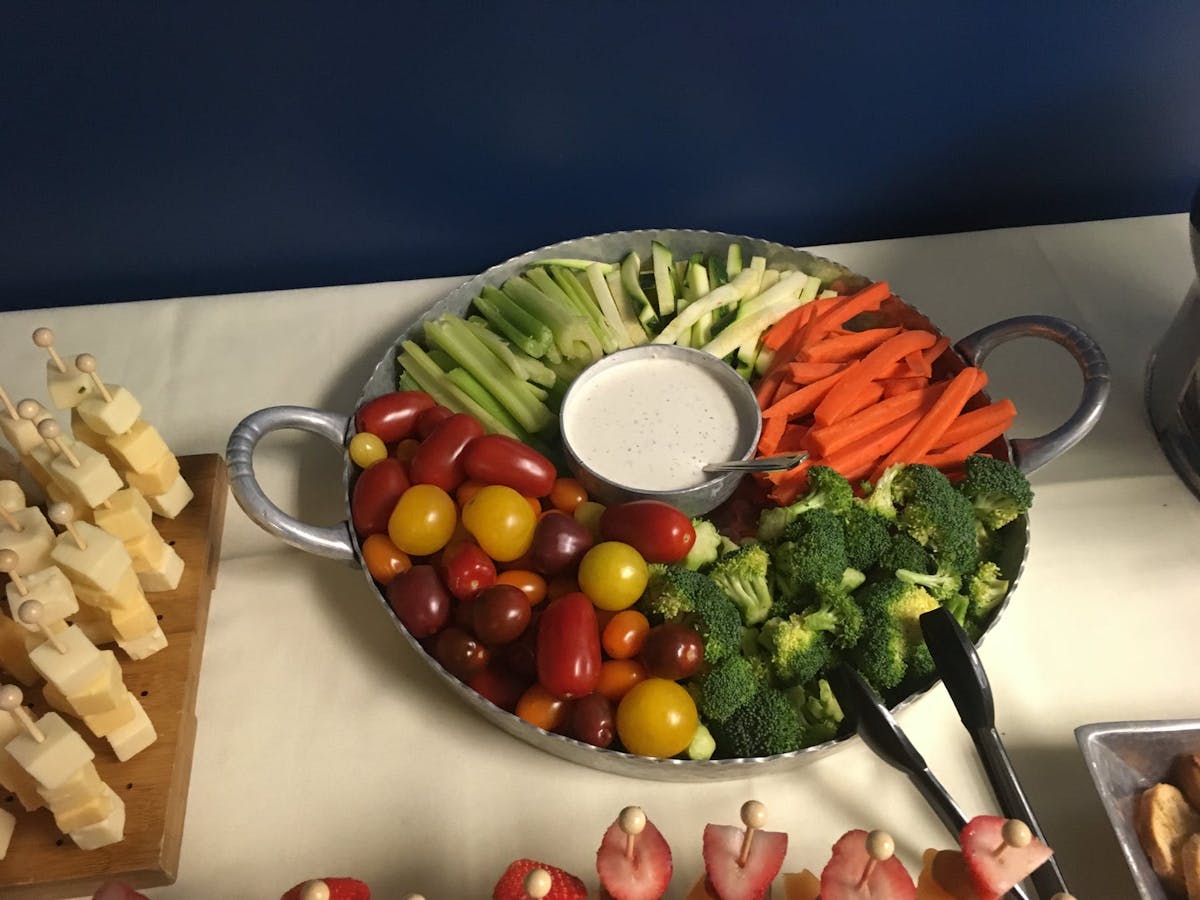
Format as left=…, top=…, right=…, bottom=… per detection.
left=300, top=882, right=330, bottom=900
left=49, top=502, right=88, bottom=550
left=0, top=684, right=45, bottom=743
left=32, top=328, right=68, bottom=374
left=19, top=600, right=67, bottom=654
left=858, top=830, right=895, bottom=887
left=37, top=419, right=81, bottom=469
left=0, top=506, right=20, bottom=532
left=75, top=355, right=113, bottom=404
left=0, top=388, right=18, bottom=421
left=738, top=800, right=767, bottom=867
left=0, top=552, right=27, bottom=595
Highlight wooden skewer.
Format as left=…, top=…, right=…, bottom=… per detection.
left=18, top=600, right=66, bottom=653
left=1050, top=894, right=1077, bottom=900
left=47, top=501, right=86, bottom=549
left=33, top=328, right=68, bottom=374
left=0, top=684, right=44, bottom=743
left=619, top=805, right=646, bottom=861
left=298, top=881, right=329, bottom=900
left=0, top=550, right=26, bottom=593
left=74, top=354, right=113, bottom=403
left=399, top=894, right=427, bottom=900
left=16, top=399, right=49, bottom=441
left=37, top=419, right=80, bottom=467
left=0, top=386, right=17, bottom=421
left=857, top=830, right=895, bottom=887
left=992, top=819, right=1032, bottom=859
left=0, top=504, right=21, bottom=532
left=523, top=868, right=552, bottom=899
left=738, top=800, right=767, bottom=867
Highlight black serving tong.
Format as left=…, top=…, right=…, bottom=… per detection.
left=828, top=664, right=1034, bottom=900
left=919, top=606, right=1071, bottom=900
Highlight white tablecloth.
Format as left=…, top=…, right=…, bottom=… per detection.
left=1, top=214, right=1196, bottom=899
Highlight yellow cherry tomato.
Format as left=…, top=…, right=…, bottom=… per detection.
left=573, top=500, right=606, bottom=539
left=616, top=677, right=698, bottom=758
left=348, top=432, right=388, bottom=468
left=387, top=484, right=457, bottom=556
left=577, top=541, right=648, bottom=611
left=461, top=484, right=537, bottom=562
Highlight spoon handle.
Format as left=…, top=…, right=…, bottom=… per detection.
left=702, top=452, right=808, bottom=473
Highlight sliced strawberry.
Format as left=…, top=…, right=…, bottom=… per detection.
left=492, top=858, right=588, bottom=900
left=92, top=883, right=151, bottom=900
left=819, top=830, right=916, bottom=900
left=959, top=817, right=1052, bottom=899
left=702, top=823, right=787, bottom=900
left=280, top=877, right=371, bottom=900
left=596, top=813, right=673, bottom=900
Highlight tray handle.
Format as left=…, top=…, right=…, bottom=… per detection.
left=226, top=406, right=357, bottom=563
left=954, top=315, right=1110, bottom=475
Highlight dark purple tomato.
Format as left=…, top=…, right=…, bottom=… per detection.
left=472, top=583, right=532, bottom=645
left=530, top=511, right=594, bottom=576
left=639, top=622, right=704, bottom=680
left=386, top=565, right=451, bottom=639
left=432, top=626, right=489, bottom=682
left=467, top=665, right=528, bottom=712
left=570, top=692, right=615, bottom=748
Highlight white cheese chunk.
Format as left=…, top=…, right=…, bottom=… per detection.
left=46, top=359, right=96, bottom=410
left=70, top=604, right=116, bottom=646
left=44, top=650, right=123, bottom=715
left=106, top=693, right=155, bottom=761
left=71, top=409, right=122, bottom=466
left=146, top=473, right=193, bottom=519
left=93, top=488, right=153, bottom=542
left=0, top=713, right=44, bottom=811
left=1, top=403, right=52, bottom=455
left=49, top=442, right=123, bottom=508
left=4, top=711, right=95, bottom=790
left=51, top=522, right=133, bottom=593
left=0, top=480, right=25, bottom=512
left=53, top=779, right=118, bottom=832
left=37, top=763, right=103, bottom=809
left=73, top=566, right=145, bottom=612
left=44, top=481, right=93, bottom=525
left=21, top=617, right=68, bottom=652
left=127, top=531, right=184, bottom=592
left=77, top=386, right=141, bottom=437
left=5, top=565, right=78, bottom=631
left=0, top=506, right=55, bottom=575
left=109, top=599, right=157, bottom=641
left=125, top=452, right=179, bottom=496
left=106, top=421, right=170, bottom=473
left=82, top=691, right=136, bottom=738
left=116, top=624, right=167, bottom=662
left=68, top=786, right=125, bottom=850
left=0, top=805, right=14, bottom=859
left=28, top=625, right=108, bottom=695
left=19, top=451, right=52, bottom=489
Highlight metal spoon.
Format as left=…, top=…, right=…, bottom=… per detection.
left=702, top=452, right=808, bottom=474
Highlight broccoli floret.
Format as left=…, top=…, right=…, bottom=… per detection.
left=896, top=563, right=963, bottom=601
left=683, top=518, right=722, bottom=571
left=892, top=464, right=979, bottom=574
left=812, top=584, right=867, bottom=650
left=861, top=462, right=904, bottom=520
left=852, top=579, right=940, bottom=692
left=785, top=678, right=845, bottom=745
left=757, top=609, right=839, bottom=686
left=770, top=508, right=849, bottom=601
left=686, top=723, right=717, bottom=760
left=943, top=592, right=969, bottom=625
left=756, top=466, right=854, bottom=542
left=713, top=685, right=803, bottom=758
left=641, top=566, right=742, bottom=663
left=877, top=532, right=933, bottom=576
left=843, top=503, right=892, bottom=571
left=958, top=455, right=1034, bottom=531
left=967, top=560, right=1009, bottom=620
left=709, top=544, right=773, bottom=626
left=699, top=654, right=764, bottom=724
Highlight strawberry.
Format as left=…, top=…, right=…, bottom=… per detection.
left=959, top=816, right=1052, bottom=899
left=702, top=823, right=787, bottom=900
left=819, top=830, right=916, bottom=900
left=91, top=883, right=151, bottom=900
left=280, top=877, right=371, bottom=900
left=595, top=809, right=673, bottom=900
left=492, top=858, right=588, bottom=900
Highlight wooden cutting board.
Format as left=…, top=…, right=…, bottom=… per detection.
left=0, top=453, right=227, bottom=899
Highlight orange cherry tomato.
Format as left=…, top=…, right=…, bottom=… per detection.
left=394, top=438, right=421, bottom=463
left=524, top=495, right=543, bottom=519
left=456, top=479, right=485, bottom=508
left=546, top=572, right=580, bottom=601
left=549, top=478, right=588, bottom=514
left=496, top=569, right=547, bottom=606
left=360, top=533, right=412, bottom=584
left=602, top=609, right=650, bottom=660
left=515, top=683, right=568, bottom=732
left=595, top=658, right=648, bottom=703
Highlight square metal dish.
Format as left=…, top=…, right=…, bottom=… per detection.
left=1076, top=719, right=1200, bottom=899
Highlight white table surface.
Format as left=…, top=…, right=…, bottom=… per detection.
left=1, top=214, right=1197, bottom=899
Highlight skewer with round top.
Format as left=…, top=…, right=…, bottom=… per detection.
left=47, top=501, right=87, bottom=550
left=524, top=868, right=552, bottom=899
left=0, top=502, right=21, bottom=532
left=32, top=327, right=67, bottom=374
left=400, top=894, right=427, bottom=900
left=16, top=399, right=51, bottom=444
left=74, top=354, right=113, bottom=404
left=18, top=599, right=67, bottom=653
left=0, top=684, right=44, bottom=743
left=0, top=550, right=27, bottom=593
left=992, top=819, right=1032, bottom=858
left=298, top=881, right=329, bottom=900
left=620, top=805, right=646, bottom=861
left=0, top=386, right=18, bottom=421
left=1050, top=894, right=1077, bottom=900
left=37, top=419, right=80, bottom=467
left=857, top=830, right=895, bottom=887
left=738, top=800, right=767, bottom=867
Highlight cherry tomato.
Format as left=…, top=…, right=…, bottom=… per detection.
left=394, top=438, right=421, bottom=463
left=601, top=609, right=650, bottom=660
left=467, top=665, right=528, bottom=712
left=348, top=432, right=388, bottom=469
left=438, top=541, right=496, bottom=601
left=615, top=677, right=699, bottom=758
left=360, top=533, right=412, bottom=584
left=432, top=626, right=489, bottom=682
left=639, top=623, right=704, bottom=680
left=549, top=478, right=588, bottom=513
left=546, top=572, right=580, bottom=601
left=472, top=583, right=531, bottom=645
left=496, top=569, right=547, bottom=606
left=461, top=435, right=557, bottom=497
left=536, top=592, right=601, bottom=700
left=530, top=511, right=594, bottom=576
left=600, top=501, right=696, bottom=564
left=351, top=458, right=411, bottom=536
left=415, top=405, right=454, bottom=439
left=456, top=479, right=485, bottom=508
left=516, top=683, right=568, bottom=732
left=387, top=484, right=457, bottom=556
left=577, top=542, right=649, bottom=612
left=573, top=500, right=605, bottom=539
left=386, top=565, right=451, bottom=638
left=355, top=391, right=436, bottom=443
left=570, top=692, right=615, bottom=749
left=525, top=495, right=543, bottom=519
left=409, top=413, right=484, bottom=492
left=461, top=484, right=537, bottom=562
left=595, top=658, right=648, bottom=703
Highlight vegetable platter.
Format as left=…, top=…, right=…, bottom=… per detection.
left=226, top=229, right=1110, bottom=782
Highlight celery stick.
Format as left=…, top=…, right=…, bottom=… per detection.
left=528, top=266, right=615, bottom=354
left=502, top=275, right=601, bottom=361
left=397, top=343, right=521, bottom=439
left=654, top=267, right=757, bottom=346
left=651, top=241, right=676, bottom=317
left=398, top=371, right=422, bottom=393
left=585, top=265, right=634, bottom=350
left=465, top=316, right=556, bottom=387
left=474, top=287, right=554, bottom=359
left=534, top=258, right=614, bottom=274
left=548, top=266, right=621, bottom=353
left=427, top=347, right=457, bottom=371
left=446, top=368, right=530, bottom=442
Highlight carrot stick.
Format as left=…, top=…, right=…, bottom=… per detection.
left=806, top=381, right=950, bottom=458
left=762, top=369, right=845, bottom=420
left=921, top=420, right=1013, bottom=469
left=904, top=349, right=932, bottom=378
left=755, top=370, right=785, bottom=410
left=871, top=366, right=982, bottom=477
left=821, top=407, right=925, bottom=480
left=843, top=382, right=885, bottom=418
left=929, top=398, right=1016, bottom=449
left=772, top=378, right=799, bottom=404
left=797, top=281, right=892, bottom=346
left=778, top=424, right=809, bottom=453
left=922, top=336, right=951, bottom=367
left=765, top=459, right=814, bottom=505
left=757, top=413, right=787, bottom=456
left=812, top=329, right=938, bottom=426
left=760, top=304, right=809, bottom=352
left=798, top=327, right=903, bottom=364
left=880, top=376, right=929, bottom=398
left=788, top=361, right=847, bottom=384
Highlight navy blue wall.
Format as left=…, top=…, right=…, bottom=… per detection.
left=3, top=2, right=1198, bottom=311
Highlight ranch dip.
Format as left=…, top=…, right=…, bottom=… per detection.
left=562, top=355, right=744, bottom=491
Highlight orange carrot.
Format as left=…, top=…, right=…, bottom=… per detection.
left=806, top=381, right=950, bottom=458
left=844, top=382, right=885, bottom=418
left=758, top=413, right=787, bottom=456
left=811, top=329, right=938, bottom=426
left=821, top=407, right=926, bottom=480
left=762, top=369, right=845, bottom=420
left=765, top=459, right=815, bottom=505
left=772, top=378, right=799, bottom=404
left=760, top=304, right=810, bottom=351
left=880, top=376, right=929, bottom=398
left=922, top=336, right=951, bottom=367
left=797, top=281, right=892, bottom=346
left=904, top=348, right=932, bottom=378
left=788, top=361, right=847, bottom=384
left=798, top=327, right=903, bottom=364
left=930, top=399, right=1016, bottom=449
left=870, top=366, right=982, bottom=479
left=778, top=424, right=809, bottom=453
left=921, top=421, right=1012, bottom=469
left=755, top=371, right=785, bottom=410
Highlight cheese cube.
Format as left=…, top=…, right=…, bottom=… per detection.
left=42, top=680, right=78, bottom=717
left=0, top=613, right=39, bottom=686
left=0, top=805, right=14, bottom=859
left=93, top=488, right=153, bottom=542
left=69, top=787, right=125, bottom=850
left=29, top=442, right=59, bottom=481
left=117, top=624, right=167, bottom=662
left=49, top=443, right=123, bottom=508
left=77, top=386, right=141, bottom=438
left=37, top=763, right=102, bottom=809
left=28, top=625, right=108, bottom=695
left=127, top=531, right=184, bottom=592
left=4, top=712, right=94, bottom=790
left=71, top=409, right=123, bottom=467
left=0, top=480, right=25, bottom=512
left=0, top=507, right=55, bottom=575
left=5, top=566, right=78, bottom=631
left=107, top=694, right=154, bottom=761
left=0, top=713, right=44, bottom=811
left=71, top=604, right=116, bottom=646
left=109, top=599, right=157, bottom=641
left=19, top=452, right=52, bottom=489
left=21, top=617, right=68, bottom=652
left=45, top=651, right=123, bottom=716
left=51, top=522, right=132, bottom=593
left=54, top=781, right=118, bottom=833
left=73, top=567, right=145, bottom=612
left=1, top=405, right=51, bottom=456
left=146, top=474, right=193, bottom=519
left=82, top=691, right=136, bottom=737
left=44, top=481, right=93, bottom=525
left=125, top=452, right=179, bottom=497
left=106, top=421, right=170, bottom=473
left=47, top=359, right=95, bottom=410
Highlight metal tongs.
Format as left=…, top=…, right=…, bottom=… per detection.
left=828, top=606, right=1070, bottom=899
